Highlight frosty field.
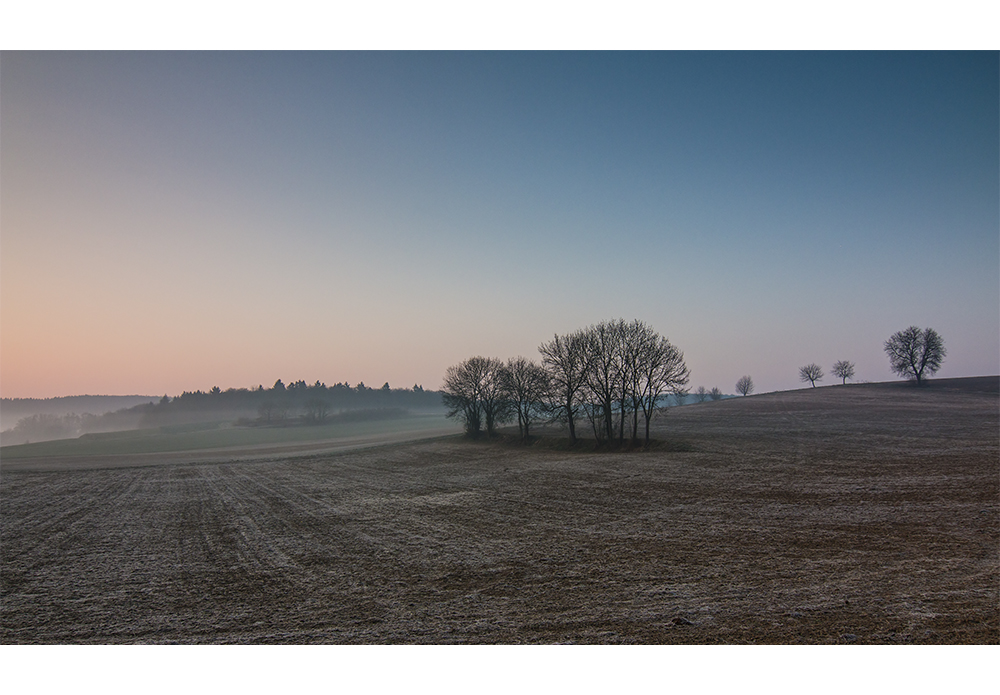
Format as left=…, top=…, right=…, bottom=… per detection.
left=2, top=378, right=996, bottom=644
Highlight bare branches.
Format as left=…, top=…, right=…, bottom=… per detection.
left=575, top=319, right=689, bottom=446
left=831, top=360, right=855, bottom=384
left=799, top=363, right=823, bottom=388
left=581, top=319, right=625, bottom=444
left=538, top=330, right=589, bottom=444
left=442, top=356, right=513, bottom=437
left=442, top=356, right=489, bottom=437
left=502, top=356, right=550, bottom=442
left=884, top=327, right=945, bottom=385
left=636, top=331, right=689, bottom=445
left=735, top=375, right=754, bottom=396
left=446, top=319, right=689, bottom=447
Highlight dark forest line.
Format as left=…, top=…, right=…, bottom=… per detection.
left=1, top=381, right=443, bottom=445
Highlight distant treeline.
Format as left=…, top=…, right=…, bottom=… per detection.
left=0, top=395, right=158, bottom=431
left=151, top=380, right=442, bottom=424
left=1, top=381, right=443, bottom=445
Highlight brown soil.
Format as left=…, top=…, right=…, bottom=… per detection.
left=2, top=377, right=997, bottom=644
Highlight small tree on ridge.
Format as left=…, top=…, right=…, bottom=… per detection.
left=831, top=360, right=855, bottom=384
left=799, top=363, right=823, bottom=388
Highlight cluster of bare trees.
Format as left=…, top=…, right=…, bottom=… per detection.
left=797, top=360, right=855, bottom=387
left=693, top=386, right=724, bottom=402
left=443, top=319, right=689, bottom=446
left=693, top=386, right=723, bottom=402
left=442, top=357, right=549, bottom=441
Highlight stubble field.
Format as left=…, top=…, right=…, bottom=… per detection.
left=2, top=377, right=997, bottom=644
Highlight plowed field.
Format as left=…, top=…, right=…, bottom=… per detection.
left=2, top=378, right=997, bottom=643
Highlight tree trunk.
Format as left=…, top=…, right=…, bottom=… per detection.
left=604, top=400, right=614, bottom=443
left=618, top=397, right=626, bottom=444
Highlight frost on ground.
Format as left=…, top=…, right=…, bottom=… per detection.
left=1, top=378, right=997, bottom=644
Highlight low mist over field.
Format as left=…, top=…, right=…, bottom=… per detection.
left=0, top=395, right=157, bottom=432
left=1, top=381, right=444, bottom=446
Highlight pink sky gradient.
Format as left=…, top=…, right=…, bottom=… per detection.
left=3, top=53, right=997, bottom=398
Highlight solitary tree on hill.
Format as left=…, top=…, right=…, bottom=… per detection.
left=735, top=375, right=754, bottom=396
left=884, top=326, right=945, bottom=385
left=799, top=363, right=823, bottom=387
left=831, top=360, right=855, bottom=384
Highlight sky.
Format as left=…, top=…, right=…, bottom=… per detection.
left=2, top=51, right=998, bottom=398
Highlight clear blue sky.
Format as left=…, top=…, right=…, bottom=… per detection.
left=2, top=51, right=997, bottom=397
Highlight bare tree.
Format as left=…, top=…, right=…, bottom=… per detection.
left=709, top=387, right=723, bottom=401
left=619, top=319, right=646, bottom=443
left=538, top=330, right=589, bottom=444
left=581, top=320, right=623, bottom=444
left=635, top=331, right=690, bottom=445
left=674, top=388, right=689, bottom=406
left=442, top=356, right=490, bottom=437
left=478, top=357, right=511, bottom=437
left=695, top=386, right=708, bottom=403
left=579, top=382, right=607, bottom=443
left=303, top=397, right=330, bottom=423
left=884, top=327, right=945, bottom=385
left=545, top=319, right=689, bottom=447
left=735, top=375, right=754, bottom=396
left=831, top=360, right=855, bottom=384
left=799, top=363, right=823, bottom=387
left=501, top=356, right=550, bottom=442
left=257, top=400, right=277, bottom=423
